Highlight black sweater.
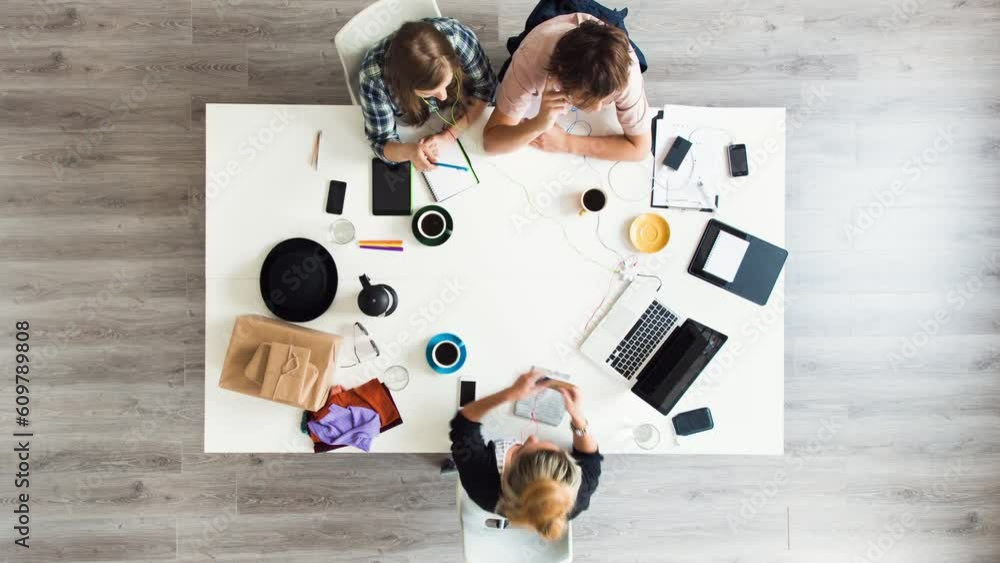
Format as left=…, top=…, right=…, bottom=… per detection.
left=449, top=412, right=603, bottom=519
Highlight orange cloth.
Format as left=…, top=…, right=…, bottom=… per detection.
left=309, top=379, right=402, bottom=453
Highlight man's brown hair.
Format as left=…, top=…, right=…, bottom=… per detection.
left=547, top=21, right=632, bottom=107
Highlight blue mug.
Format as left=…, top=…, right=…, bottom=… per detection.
left=426, top=333, right=466, bottom=374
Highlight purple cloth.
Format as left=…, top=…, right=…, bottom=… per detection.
left=307, top=404, right=382, bottom=452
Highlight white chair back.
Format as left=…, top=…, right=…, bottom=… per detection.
left=457, top=483, right=573, bottom=563
left=334, top=0, right=443, bottom=104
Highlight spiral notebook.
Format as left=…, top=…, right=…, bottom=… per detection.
left=422, top=139, right=479, bottom=202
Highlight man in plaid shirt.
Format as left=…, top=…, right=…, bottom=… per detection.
left=360, top=17, right=497, bottom=169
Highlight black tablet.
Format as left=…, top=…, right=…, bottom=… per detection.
left=371, top=158, right=411, bottom=216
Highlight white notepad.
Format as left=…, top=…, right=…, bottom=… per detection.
left=514, top=388, right=566, bottom=426
left=422, top=140, right=479, bottom=202
left=704, top=232, right=750, bottom=282
left=513, top=370, right=571, bottom=427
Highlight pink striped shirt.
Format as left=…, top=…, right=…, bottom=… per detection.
left=495, top=13, right=651, bottom=136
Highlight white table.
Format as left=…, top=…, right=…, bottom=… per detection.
left=204, top=103, right=785, bottom=454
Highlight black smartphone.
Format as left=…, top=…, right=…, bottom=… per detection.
left=663, top=136, right=693, bottom=170
left=728, top=144, right=749, bottom=177
left=672, top=407, right=714, bottom=436
left=371, top=158, right=411, bottom=216
left=326, top=180, right=347, bottom=214
left=459, top=380, right=476, bottom=407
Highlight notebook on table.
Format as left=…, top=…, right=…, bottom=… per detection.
left=513, top=372, right=571, bottom=426
left=689, top=219, right=788, bottom=306
left=422, top=139, right=479, bottom=202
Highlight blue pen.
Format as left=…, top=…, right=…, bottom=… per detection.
left=432, top=161, right=468, bottom=171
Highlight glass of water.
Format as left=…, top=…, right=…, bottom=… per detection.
left=382, top=365, right=410, bottom=391
left=330, top=218, right=356, bottom=245
left=632, top=423, right=661, bottom=450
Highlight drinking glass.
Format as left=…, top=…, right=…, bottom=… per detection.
left=632, top=423, right=661, bottom=450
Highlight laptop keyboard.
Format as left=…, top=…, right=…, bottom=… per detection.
left=605, top=301, right=679, bottom=379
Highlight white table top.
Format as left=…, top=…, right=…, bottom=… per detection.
left=204, top=103, right=785, bottom=454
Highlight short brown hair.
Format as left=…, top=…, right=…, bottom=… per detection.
left=547, top=21, right=632, bottom=107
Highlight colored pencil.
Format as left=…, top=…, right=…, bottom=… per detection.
left=358, top=240, right=403, bottom=246
left=432, top=161, right=468, bottom=171
left=359, top=245, right=404, bottom=252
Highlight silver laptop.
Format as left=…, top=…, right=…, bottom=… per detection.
left=580, top=279, right=682, bottom=382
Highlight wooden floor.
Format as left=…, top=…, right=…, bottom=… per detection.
left=1, top=0, right=998, bottom=561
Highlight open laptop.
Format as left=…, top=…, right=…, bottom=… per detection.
left=580, top=280, right=728, bottom=415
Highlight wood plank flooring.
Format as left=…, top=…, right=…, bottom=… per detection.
left=0, top=0, right=997, bottom=561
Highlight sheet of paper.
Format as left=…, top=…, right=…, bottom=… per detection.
left=704, top=232, right=750, bottom=283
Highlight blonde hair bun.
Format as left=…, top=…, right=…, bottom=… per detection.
left=517, top=478, right=573, bottom=541
left=497, top=450, right=582, bottom=541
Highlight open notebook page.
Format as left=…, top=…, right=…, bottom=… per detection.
left=422, top=140, right=478, bottom=201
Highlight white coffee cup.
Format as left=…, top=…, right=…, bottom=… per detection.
left=417, top=210, right=447, bottom=239
left=431, top=340, right=461, bottom=368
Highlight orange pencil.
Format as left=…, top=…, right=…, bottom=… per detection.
left=358, top=240, right=403, bottom=246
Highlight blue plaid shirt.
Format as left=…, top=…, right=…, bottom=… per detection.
left=360, top=17, right=497, bottom=162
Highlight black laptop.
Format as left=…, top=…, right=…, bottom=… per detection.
left=630, top=319, right=728, bottom=415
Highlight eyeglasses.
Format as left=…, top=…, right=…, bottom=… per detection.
left=340, top=322, right=381, bottom=368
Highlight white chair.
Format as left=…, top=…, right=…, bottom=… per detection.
left=457, top=483, right=573, bottom=563
left=334, top=0, right=443, bottom=104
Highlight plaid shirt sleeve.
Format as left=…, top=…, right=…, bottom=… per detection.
left=435, top=18, right=497, bottom=103
left=359, top=47, right=401, bottom=163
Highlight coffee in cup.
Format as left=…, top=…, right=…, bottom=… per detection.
left=579, top=188, right=607, bottom=215
left=432, top=340, right=461, bottom=368
left=418, top=210, right=447, bottom=239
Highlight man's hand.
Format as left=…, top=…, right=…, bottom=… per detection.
left=530, top=123, right=571, bottom=153
left=506, top=369, right=545, bottom=401
left=404, top=142, right=437, bottom=171
left=533, top=75, right=570, bottom=130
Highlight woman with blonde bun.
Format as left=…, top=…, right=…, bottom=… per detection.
left=450, top=370, right=602, bottom=540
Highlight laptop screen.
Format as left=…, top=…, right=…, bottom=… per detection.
left=632, top=320, right=727, bottom=416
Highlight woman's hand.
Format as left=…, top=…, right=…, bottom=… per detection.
left=420, top=130, right=456, bottom=160
left=558, top=386, right=585, bottom=425
left=404, top=142, right=436, bottom=171
left=561, top=386, right=597, bottom=453
left=506, top=370, right=545, bottom=402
